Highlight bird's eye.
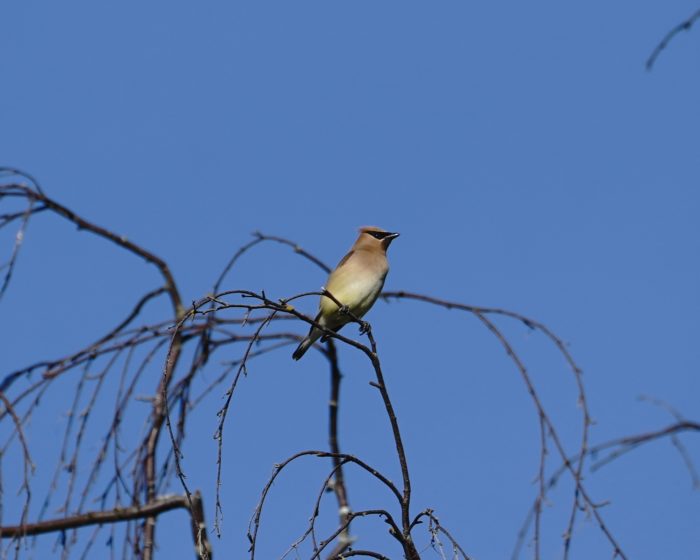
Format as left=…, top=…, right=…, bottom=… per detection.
left=369, top=231, right=386, bottom=239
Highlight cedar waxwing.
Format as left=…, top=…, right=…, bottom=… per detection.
left=292, top=226, right=400, bottom=360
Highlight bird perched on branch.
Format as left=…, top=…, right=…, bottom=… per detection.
left=292, top=226, right=400, bottom=360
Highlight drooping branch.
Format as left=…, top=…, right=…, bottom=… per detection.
left=411, top=509, right=473, bottom=560
left=380, top=291, right=619, bottom=559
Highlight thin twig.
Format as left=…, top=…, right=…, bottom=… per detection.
left=647, top=8, right=700, bottom=70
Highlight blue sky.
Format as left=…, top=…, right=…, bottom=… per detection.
left=1, top=2, right=699, bottom=559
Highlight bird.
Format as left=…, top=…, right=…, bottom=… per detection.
left=292, top=226, right=400, bottom=360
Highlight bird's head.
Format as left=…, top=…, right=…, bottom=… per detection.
left=356, top=226, right=400, bottom=252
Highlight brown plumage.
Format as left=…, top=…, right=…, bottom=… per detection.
left=292, top=226, right=400, bottom=360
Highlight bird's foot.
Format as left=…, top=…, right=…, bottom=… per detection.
left=338, top=305, right=350, bottom=315
left=359, top=321, right=371, bottom=335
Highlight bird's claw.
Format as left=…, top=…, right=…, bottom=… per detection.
left=339, top=305, right=350, bottom=315
left=359, top=321, right=370, bottom=335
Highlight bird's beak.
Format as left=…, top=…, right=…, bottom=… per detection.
left=386, top=232, right=400, bottom=240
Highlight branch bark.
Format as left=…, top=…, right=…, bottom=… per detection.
left=0, top=492, right=211, bottom=560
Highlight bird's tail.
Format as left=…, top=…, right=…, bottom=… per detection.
left=292, top=337, right=314, bottom=360
left=292, top=325, right=323, bottom=361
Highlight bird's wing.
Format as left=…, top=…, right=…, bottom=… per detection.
left=334, top=249, right=355, bottom=270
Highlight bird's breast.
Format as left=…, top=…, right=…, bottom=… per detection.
left=320, top=256, right=388, bottom=319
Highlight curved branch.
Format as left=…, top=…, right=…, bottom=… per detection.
left=647, top=8, right=700, bottom=70
left=310, top=510, right=400, bottom=560
left=7, top=185, right=182, bottom=315
left=247, top=450, right=402, bottom=559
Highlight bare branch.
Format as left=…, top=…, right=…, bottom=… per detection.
left=647, top=8, right=700, bottom=70
left=0, top=493, right=208, bottom=553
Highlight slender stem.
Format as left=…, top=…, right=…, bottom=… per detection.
left=363, top=330, right=418, bottom=559
left=325, top=340, right=352, bottom=559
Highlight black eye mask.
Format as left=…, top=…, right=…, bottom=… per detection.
left=368, top=231, right=388, bottom=240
